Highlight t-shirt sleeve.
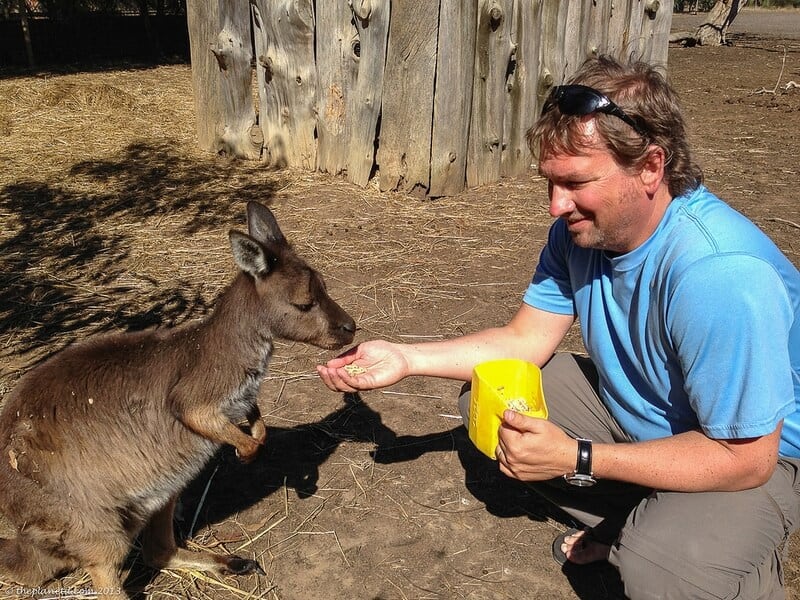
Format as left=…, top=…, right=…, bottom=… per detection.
left=667, top=254, right=795, bottom=439
left=523, top=220, right=577, bottom=316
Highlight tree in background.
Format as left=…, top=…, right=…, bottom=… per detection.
left=672, top=0, right=749, bottom=46
left=674, top=0, right=800, bottom=47
left=695, top=0, right=749, bottom=45
left=15, top=0, right=34, bottom=67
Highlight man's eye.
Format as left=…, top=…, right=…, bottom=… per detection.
left=293, top=302, right=315, bottom=312
left=550, top=180, right=584, bottom=192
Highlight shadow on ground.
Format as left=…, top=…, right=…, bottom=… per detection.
left=0, top=140, right=281, bottom=368
left=166, top=390, right=625, bottom=599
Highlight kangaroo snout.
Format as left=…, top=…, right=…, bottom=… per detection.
left=321, top=303, right=357, bottom=349
left=337, top=315, right=357, bottom=343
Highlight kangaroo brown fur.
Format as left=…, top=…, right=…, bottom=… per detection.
left=0, top=202, right=356, bottom=598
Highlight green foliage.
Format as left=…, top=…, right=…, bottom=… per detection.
left=1, top=0, right=186, bottom=18
left=674, top=0, right=800, bottom=8
left=673, top=0, right=716, bottom=11
left=758, top=0, right=800, bottom=6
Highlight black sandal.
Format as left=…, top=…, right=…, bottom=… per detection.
left=552, top=527, right=609, bottom=566
left=552, top=527, right=581, bottom=566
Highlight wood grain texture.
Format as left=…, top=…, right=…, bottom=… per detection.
left=315, top=0, right=357, bottom=177
left=378, top=0, right=440, bottom=193
left=466, top=0, right=514, bottom=188
left=186, top=0, right=672, bottom=194
left=316, top=0, right=389, bottom=186
left=501, top=0, right=543, bottom=178
left=186, top=0, right=261, bottom=159
left=252, top=0, right=317, bottom=169
left=429, top=0, right=477, bottom=197
left=347, top=0, right=390, bottom=187
left=642, top=1, right=672, bottom=68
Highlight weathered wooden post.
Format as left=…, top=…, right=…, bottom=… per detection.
left=251, top=0, right=317, bottom=170
left=316, top=0, right=389, bottom=187
left=429, top=0, right=478, bottom=197
left=185, top=0, right=672, bottom=196
left=500, top=0, right=544, bottom=179
left=466, top=0, right=514, bottom=189
left=186, top=1, right=261, bottom=159
left=643, top=0, right=671, bottom=66
left=377, top=0, right=440, bottom=194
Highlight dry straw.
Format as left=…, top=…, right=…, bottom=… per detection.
left=0, top=65, right=553, bottom=599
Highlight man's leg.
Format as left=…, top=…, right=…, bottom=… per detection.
left=532, top=353, right=651, bottom=540
left=459, top=353, right=650, bottom=539
left=460, top=353, right=800, bottom=596
left=609, top=458, right=800, bottom=600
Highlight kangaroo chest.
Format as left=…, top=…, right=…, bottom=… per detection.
left=220, top=343, right=273, bottom=422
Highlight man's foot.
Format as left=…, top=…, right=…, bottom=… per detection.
left=552, top=528, right=611, bottom=566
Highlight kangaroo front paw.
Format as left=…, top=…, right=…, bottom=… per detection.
left=235, top=437, right=261, bottom=463
left=250, top=418, right=267, bottom=445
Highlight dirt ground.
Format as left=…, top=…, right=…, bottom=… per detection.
left=0, top=8, right=799, bottom=600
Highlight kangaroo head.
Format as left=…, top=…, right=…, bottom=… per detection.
left=228, top=202, right=356, bottom=350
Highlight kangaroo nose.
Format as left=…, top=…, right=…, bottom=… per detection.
left=341, top=317, right=356, bottom=334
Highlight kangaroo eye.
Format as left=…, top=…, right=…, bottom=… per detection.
left=293, top=302, right=315, bottom=313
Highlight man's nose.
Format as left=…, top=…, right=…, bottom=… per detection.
left=549, top=186, right=575, bottom=218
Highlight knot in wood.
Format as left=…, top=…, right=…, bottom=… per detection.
left=210, top=46, right=228, bottom=71
left=259, top=55, right=273, bottom=84
left=349, top=0, right=372, bottom=20
left=540, top=70, right=554, bottom=90
left=489, top=5, right=504, bottom=31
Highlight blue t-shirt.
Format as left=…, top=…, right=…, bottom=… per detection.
left=524, top=186, right=800, bottom=457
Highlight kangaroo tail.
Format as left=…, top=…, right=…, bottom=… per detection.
left=0, top=534, right=75, bottom=586
left=0, top=449, right=78, bottom=586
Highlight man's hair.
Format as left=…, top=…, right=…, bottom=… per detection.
left=528, top=55, right=703, bottom=198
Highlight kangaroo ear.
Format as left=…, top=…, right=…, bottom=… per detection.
left=229, top=230, right=276, bottom=277
left=246, top=202, right=286, bottom=246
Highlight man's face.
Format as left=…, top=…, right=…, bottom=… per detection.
left=538, top=122, right=650, bottom=254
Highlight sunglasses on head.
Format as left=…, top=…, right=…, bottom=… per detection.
left=542, top=84, right=648, bottom=138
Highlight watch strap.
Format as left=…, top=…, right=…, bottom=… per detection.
left=576, top=438, right=592, bottom=476
left=564, top=438, right=596, bottom=487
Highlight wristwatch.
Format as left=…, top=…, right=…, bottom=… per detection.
left=564, top=438, right=597, bottom=487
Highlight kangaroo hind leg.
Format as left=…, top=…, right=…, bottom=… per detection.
left=83, top=562, right=128, bottom=599
left=72, top=530, right=132, bottom=599
left=141, top=496, right=264, bottom=577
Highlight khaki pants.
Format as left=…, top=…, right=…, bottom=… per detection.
left=459, top=353, right=800, bottom=600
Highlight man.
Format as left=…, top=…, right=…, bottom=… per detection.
left=317, top=56, right=800, bottom=599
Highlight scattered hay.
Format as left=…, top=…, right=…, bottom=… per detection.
left=0, top=64, right=557, bottom=600
left=0, top=62, right=552, bottom=383
left=2, top=42, right=794, bottom=598
left=38, top=81, right=138, bottom=111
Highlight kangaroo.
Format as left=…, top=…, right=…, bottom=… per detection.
left=0, top=201, right=356, bottom=598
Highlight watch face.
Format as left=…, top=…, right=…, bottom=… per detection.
left=566, top=473, right=597, bottom=487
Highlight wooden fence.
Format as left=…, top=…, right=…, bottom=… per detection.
left=187, top=0, right=671, bottom=197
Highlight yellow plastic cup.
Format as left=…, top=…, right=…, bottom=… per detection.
left=468, top=359, right=548, bottom=459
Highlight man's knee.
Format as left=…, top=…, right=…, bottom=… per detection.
left=611, top=541, right=718, bottom=600
left=612, top=541, right=784, bottom=600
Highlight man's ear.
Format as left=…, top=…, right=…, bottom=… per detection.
left=640, top=146, right=666, bottom=195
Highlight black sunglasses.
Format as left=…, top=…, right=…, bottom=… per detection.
left=542, top=84, right=648, bottom=138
